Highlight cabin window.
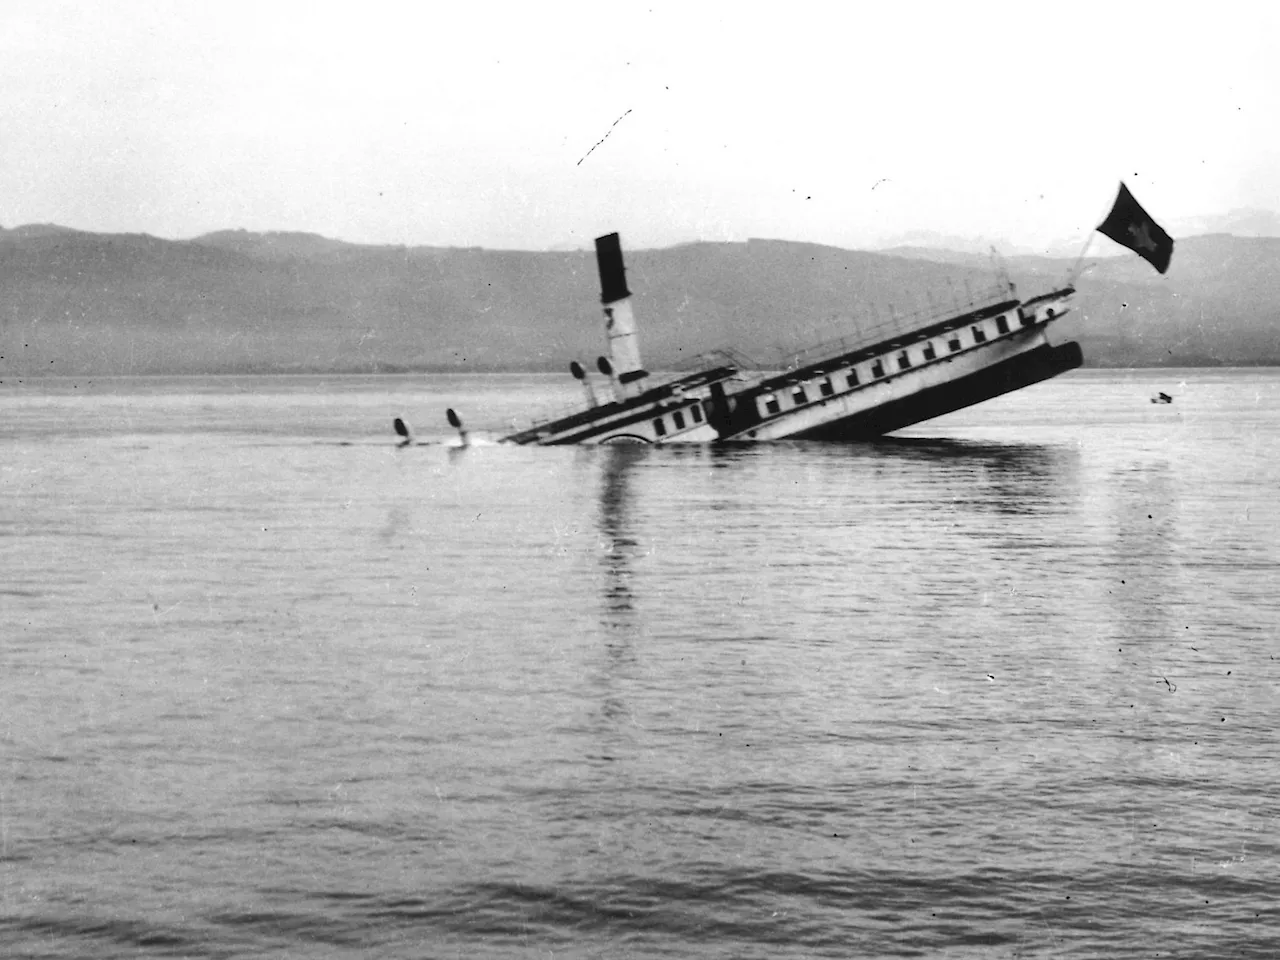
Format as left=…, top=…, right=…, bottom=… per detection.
left=996, top=315, right=1009, bottom=335
left=819, top=378, right=834, bottom=397
left=871, top=360, right=885, bottom=379
left=690, top=403, right=703, bottom=423
left=897, top=351, right=911, bottom=371
left=971, top=325, right=987, bottom=343
left=653, top=417, right=666, bottom=436
left=847, top=369, right=860, bottom=388
left=764, top=395, right=780, bottom=415
left=949, top=337, right=961, bottom=352
left=792, top=387, right=808, bottom=405
left=1020, top=310, right=1034, bottom=326
left=922, top=343, right=936, bottom=361
left=673, top=410, right=686, bottom=430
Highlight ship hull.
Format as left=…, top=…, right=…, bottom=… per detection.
left=778, top=340, right=1083, bottom=441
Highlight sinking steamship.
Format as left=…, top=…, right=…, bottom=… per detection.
left=409, top=232, right=1082, bottom=446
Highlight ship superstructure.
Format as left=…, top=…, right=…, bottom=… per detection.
left=705, top=285, right=1079, bottom=442
left=422, top=232, right=1083, bottom=446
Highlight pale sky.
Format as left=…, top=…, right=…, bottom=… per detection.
left=1, top=1, right=1275, bottom=251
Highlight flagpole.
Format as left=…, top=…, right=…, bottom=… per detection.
left=1067, top=231, right=1095, bottom=287
left=1067, top=182, right=1124, bottom=287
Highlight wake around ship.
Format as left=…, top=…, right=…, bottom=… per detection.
left=412, top=232, right=1081, bottom=446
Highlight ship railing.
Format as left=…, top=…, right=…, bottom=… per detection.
left=778, top=280, right=1014, bottom=372
left=505, top=356, right=755, bottom=435
left=675, top=346, right=761, bottom=372
left=505, top=398, right=586, bottom=435
left=500, top=373, right=672, bottom=435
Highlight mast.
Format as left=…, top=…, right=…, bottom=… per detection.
left=1066, top=232, right=1094, bottom=286
left=594, top=233, right=649, bottom=399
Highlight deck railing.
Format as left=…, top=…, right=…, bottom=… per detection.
left=777, top=279, right=1015, bottom=372
left=675, top=346, right=762, bottom=372
left=505, top=365, right=734, bottom=436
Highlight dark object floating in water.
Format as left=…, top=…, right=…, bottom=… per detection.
left=393, top=417, right=412, bottom=446
left=1151, top=392, right=1173, bottom=404
left=445, top=408, right=470, bottom=446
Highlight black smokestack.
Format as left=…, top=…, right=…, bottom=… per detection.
left=594, top=233, right=631, bottom=304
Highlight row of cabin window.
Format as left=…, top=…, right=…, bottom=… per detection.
left=760, top=312, right=1015, bottom=416
left=651, top=401, right=704, bottom=436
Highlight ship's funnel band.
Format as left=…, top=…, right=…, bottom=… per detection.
left=595, top=233, right=631, bottom=304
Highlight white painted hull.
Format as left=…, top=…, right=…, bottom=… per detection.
left=745, top=328, right=1053, bottom=441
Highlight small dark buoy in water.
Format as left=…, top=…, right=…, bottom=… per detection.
left=446, top=408, right=470, bottom=446
left=1151, top=391, right=1173, bottom=404
left=393, top=417, right=412, bottom=447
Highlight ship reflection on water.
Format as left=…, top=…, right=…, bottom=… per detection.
left=581, top=434, right=1088, bottom=756
left=857, top=436, right=1084, bottom=518
left=596, top=445, right=644, bottom=630
left=588, top=436, right=1084, bottom=630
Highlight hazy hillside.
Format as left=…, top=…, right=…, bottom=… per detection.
left=1004, top=235, right=1280, bottom=367
left=1, top=227, right=1277, bottom=376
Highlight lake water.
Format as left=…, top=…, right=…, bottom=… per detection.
left=2, top=369, right=1279, bottom=959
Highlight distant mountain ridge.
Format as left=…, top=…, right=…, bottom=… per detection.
left=877, top=208, right=1280, bottom=259
left=1, top=223, right=1278, bottom=376
left=1169, top=208, right=1280, bottom=239
left=193, top=229, right=371, bottom=260
left=0, top=223, right=80, bottom=238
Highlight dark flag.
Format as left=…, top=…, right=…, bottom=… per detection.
left=1097, top=182, right=1174, bottom=274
